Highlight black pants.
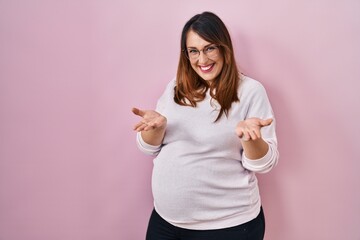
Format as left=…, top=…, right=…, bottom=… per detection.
left=146, top=207, right=265, bottom=240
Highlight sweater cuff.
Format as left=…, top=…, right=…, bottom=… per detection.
left=242, top=143, right=274, bottom=173
left=136, top=132, right=161, bottom=155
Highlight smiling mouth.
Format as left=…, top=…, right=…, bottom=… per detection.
left=199, top=64, right=215, bottom=73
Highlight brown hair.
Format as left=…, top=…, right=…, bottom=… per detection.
left=174, top=11, right=240, bottom=122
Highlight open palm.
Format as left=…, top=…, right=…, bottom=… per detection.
left=235, top=117, right=273, bottom=141
left=132, top=107, right=167, bottom=132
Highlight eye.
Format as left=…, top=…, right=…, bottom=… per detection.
left=205, top=46, right=217, bottom=53
left=188, top=49, right=199, bottom=55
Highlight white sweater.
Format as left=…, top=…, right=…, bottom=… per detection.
left=136, top=76, right=279, bottom=230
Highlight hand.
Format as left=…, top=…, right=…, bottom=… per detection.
left=132, top=107, right=167, bottom=132
left=235, top=117, right=273, bottom=141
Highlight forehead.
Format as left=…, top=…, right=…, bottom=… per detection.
left=186, top=30, right=212, bottom=48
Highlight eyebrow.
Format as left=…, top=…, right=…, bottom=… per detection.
left=187, top=43, right=214, bottom=49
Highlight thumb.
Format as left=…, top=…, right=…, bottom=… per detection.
left=260, top=118, right=273, bottom=126
left=132, top=107, right=145, bottom=117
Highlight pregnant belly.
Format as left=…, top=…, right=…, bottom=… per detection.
left=151, top=159, right=254, bottom=223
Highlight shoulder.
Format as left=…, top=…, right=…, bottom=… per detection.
left=157, top=78, right=176, bottom=103
left=157, top=78, right=176, bottom=97
left=239, top=75, right=266, bottom=93
left=163, top=78, right=176, bottom=92
left=156, top=78, right=176, bottom=111
left=238, top=74, right=270, bottom=103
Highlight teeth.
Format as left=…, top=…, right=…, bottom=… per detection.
left=200, top=64, right=213, bottom=71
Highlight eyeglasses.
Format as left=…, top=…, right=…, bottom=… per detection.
left=184, top=44, right=221, bottom=60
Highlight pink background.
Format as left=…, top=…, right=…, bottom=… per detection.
left=1, top=0, right=359, bottom=239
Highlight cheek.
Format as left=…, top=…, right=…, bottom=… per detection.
left=190, top=62, right=198, bottom=72
left=216, top=59, right=224, bottom=72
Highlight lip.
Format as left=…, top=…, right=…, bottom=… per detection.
left=199, top=63, right=215, bottom=73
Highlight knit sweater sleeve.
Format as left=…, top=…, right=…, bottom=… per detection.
left=135, top=79, right=174, bottom=156
left=136, top=132, right=161, bottom=156
left=241, top=80, right=279, bottom=173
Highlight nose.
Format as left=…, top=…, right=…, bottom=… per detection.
left=198, top=51, right=209, bottom=64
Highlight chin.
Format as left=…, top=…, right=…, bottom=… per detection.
left=198, top=73, right=218, bottom=82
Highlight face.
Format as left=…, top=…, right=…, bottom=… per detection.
left=186, top=30, right=224, bottom=83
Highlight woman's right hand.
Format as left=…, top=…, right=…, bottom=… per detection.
left=132, top=107, right=167, bottom=132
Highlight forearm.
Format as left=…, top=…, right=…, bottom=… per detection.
left=141, top=127, right=166, bottom=146
left=241, top=138, right=269, bottom=160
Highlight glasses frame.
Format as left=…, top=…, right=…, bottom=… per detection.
left=183, top=44, right=221, bottom=61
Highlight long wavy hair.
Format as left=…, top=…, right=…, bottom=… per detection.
left=174, top=11, right=241, bottom=122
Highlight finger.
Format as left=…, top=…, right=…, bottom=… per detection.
left=133, top=122, right=141, bottom=130
left=248, top=129, right=258, bottom=140
left=253, top=128, right=262, bottom=139
left=143, top=120, right=158, bottom=131
left=131, top=107, right=139, bottom=114
left=151, top=117, right=166, bottom=129
left=132, top=107, right=145, bottom=117
left=260, top=118, right=273, bottom=126
left=235, top=127, right=244, bottom=138
left=133, top=122, right=147, bottom=131
left=241, top=131, right=251, bottom=141
left=143, top=125, right=155, bottom=131
left=133, top=120, right=146, bottom=129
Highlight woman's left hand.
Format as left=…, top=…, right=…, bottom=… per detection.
left=235, top=118, right=273, bottom=141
